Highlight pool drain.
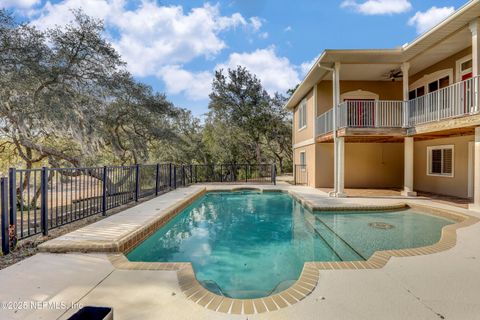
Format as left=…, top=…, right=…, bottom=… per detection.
left=368, top=222, right=394, bottom=230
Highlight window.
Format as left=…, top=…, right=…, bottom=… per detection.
left=456, top=55, right=473, bottom=82
left=409, top=86, right=425, bottom=100
left=298, top=100, right=307, bottom=130
left=427, top=146, right=454, bottom=177
left=299, top=151, right=306, bottom=170
left=428, top=76, right=449, bottom=93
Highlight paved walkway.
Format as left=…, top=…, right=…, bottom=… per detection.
left=1, top=184, right=479, bottom=320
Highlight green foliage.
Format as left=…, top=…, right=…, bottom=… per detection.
left=0, top=10, right=292, bottom=172
left=206, top=66, right=292, bottom=171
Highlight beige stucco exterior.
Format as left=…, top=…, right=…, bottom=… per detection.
left=313, top=143, right=403, bottom=189
left=287, top=5, right=480, bottom=201
left=293, top=89, right=314, bottom=145
left=294, top=144, right=316, bottom=187
left=414, top=135, right=474, bottom=198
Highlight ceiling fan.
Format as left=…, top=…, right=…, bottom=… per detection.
left=383, top=69, right=403, bottom=81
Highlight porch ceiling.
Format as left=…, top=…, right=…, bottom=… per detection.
left=408, top=26, right=472, bottom=75
left=323, top=63, right=402, bottom=81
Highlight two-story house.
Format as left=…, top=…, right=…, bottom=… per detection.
left=286, top=0, right=480, bottom=210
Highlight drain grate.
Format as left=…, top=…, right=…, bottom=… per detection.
left=368, top=222, right=395, bottom=230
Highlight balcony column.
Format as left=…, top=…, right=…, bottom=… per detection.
left=401, top=137, right=417, bottom=197
left=470, top=18, right=480, bottom=113
left=332, top=62, right=346, bottom=197
left=401, top=62, right=410, bottom=127
left=469, top=127, right=480, bottom=211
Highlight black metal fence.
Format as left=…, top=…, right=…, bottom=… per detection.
left=294, top=165, right=308, bottom=185
left=0, top=163, right=276, bottom=255
left=191, top=164, right=275, bottom=183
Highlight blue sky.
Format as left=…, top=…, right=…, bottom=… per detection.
left=0, top=0, right=468, bottom=117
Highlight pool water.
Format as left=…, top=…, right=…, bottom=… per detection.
left=127, top=191, right=454, bottom=299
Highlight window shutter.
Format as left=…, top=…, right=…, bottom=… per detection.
left=431, top=149, right=442, bottom=174
left=443, top=148, right=453, bottom=174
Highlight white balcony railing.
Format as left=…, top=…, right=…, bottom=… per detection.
left=315, top=76, right=480, bottom=138
left=408, top=75, right=480, bottom=126
left=337, top=100, right=404, bottom=129
left=316, top=109, right=334, bottom=136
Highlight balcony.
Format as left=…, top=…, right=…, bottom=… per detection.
left=408, top=76, right=480, bottom=127
left=315, top=76, right=480, bottom=138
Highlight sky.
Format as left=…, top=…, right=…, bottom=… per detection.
left=0, top=0, right=469, bottom=117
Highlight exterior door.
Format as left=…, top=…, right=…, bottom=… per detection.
left=459, top=58, right=473, bottom=112
left=345, top=99, right=375, bottom=127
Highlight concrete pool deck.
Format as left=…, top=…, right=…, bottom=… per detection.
left=2, top=184, right=480, bottom=319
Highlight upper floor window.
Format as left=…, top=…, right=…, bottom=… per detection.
left=427, top=145, right=454, bottom=177
left=298, top=100, right=307, bottom=130
left=456, top=55, right=472, bottom=82
left=428, top=76, right=449, bottom=93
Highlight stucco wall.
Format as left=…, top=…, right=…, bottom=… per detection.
left=316, top=80, right=403, bottom=115
left=294, top=144, right=316, bottom=187
left=414, top=135, right=473, bottom=198
left=345, top=143, right=404, bottom=188
left=314, top=142, right=404, bottom=188
left=293, top=89, right=314, bottom=144
left=316, top=143, right=334, bottom=188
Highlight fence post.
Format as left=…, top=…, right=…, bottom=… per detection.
left=173, top=165, right=177, bottom=189
left=190, top=165, right=193, bottom=184
left=155, top=164, right=160, bottom=196
left=272, top=164, right=277, bottom=185
left=8, top=168, right=16, bottom=235
left=135, top=164, right=140, bottom=202
left=102, top=166, right=107, bottom=216
left=40, top=167, right=48, bottom=236
left=1, top=177, right=9, bottom=255
left=168, top=163, right=172, bottom=189
left=182, top=165, right=185, bottom=187
left=220, top=165, right=223, bottom=183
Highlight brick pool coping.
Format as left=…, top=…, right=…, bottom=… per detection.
left=39, top=185, right=479, bottom=315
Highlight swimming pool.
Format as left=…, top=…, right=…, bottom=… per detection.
left=127, top=190, right=454, bottom=299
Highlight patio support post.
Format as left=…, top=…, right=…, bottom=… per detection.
left=332, top=62, right=346, bottom=197
left=401, top=62, right=410, bottom=127
left=470, top=18, right=480, bottom=113
left=401, top=137, right=417, bottom=197
left=470, top=127, right=480, bottom=211
left=337, top=136, right=346, bottom=197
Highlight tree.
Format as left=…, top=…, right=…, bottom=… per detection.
left=208, top=66, right=272, bottom=164
left=205, top=66, right=292, bottom=168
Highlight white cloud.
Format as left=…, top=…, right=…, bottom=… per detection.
left=28, top=1, right=257, bottom=77
left=0, top=0, right=40, bottom=10
left=259, top=32, right=268, bottom=39
left=408, top=6, right=455, bottom=34
left=341, top=0, right=411, bottom=15
left=299, top=54, right=320, bottom=76
left=249, top=17, right=262, bottom=32
left=284, top=26, right=292, bottom=32
left=217, top=47, right=301, bottom=95
left=30, top=0, right=119, bottom=28
left=158, top=65, right=212, bottom=101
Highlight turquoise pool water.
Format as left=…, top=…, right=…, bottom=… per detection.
left=127, top=191, right=454, bottom=299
